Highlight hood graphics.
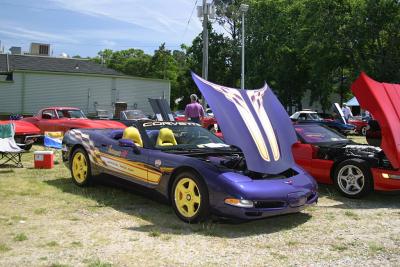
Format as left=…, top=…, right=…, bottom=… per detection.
left=192, top=72, right=297, bottom=174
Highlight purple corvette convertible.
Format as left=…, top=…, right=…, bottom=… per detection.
left=62, top=73, right=318, bottom=223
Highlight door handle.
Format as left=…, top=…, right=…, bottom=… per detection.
left=101, top=144, right=107, bottom=147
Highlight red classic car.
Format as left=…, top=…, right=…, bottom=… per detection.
left=348, top=117, right=368, bottom=136
left=292, top=73, right=400, bottom=198
left=22, top=107, right=126, bottom=134
left=0, top=120, right=41, bottom=150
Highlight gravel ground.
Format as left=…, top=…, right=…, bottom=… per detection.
left=0, top=142, right=399, bottom=266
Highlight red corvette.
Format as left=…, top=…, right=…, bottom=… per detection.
left=22, top=107, right=126, bottom=134
left=292, top=73, right=400, bottom=198
left=174, top=113, right=222, bottom=138
left=0, top=120, right=41, bottom=150
left=348, top=117, right=368, bottom=136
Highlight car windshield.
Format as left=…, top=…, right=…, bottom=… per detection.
left=294, top=124, right=348, bottom=144
left=142, top=122, right=229, bottom=150
left=308, top=113, right=321, bottom=120
left=123, top=110, right=147, bottom=120
left=57, top=109, right=86, bottom=119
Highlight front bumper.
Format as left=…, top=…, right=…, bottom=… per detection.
left=214, top=191, right=318, bottom=220
left=372, top=168, right=400, bottom=191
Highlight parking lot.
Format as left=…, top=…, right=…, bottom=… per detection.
left=0, top=138, right=399, bottom=267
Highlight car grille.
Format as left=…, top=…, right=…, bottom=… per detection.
left=253, top=201, right=286, bottom=209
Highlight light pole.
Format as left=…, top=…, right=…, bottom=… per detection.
left=240, top=4, right=249, bottom=90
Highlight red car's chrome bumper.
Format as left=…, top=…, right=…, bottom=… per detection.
left=372, top=168, right=400, bottom=191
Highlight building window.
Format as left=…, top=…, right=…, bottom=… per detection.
left=0, top=73, right=13, bottom=82
left=39, top=45, right=49, bottom=55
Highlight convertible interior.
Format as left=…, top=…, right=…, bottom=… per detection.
left=109, top=126, right=217, bottom=148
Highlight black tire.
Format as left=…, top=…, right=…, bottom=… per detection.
left=70, top=148, right=93, bottom=187
left=333, top=159, right=373, bottom=198
left=171, top=171, right=210, bottom=223
left=23, top=144, right=33, bottom=151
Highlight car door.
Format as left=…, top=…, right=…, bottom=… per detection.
left=100, top=138, right=155, bottom=186
left=37, top=109, right=58, bottom=132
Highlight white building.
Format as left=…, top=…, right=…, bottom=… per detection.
left=0, top=54, right=170, bottom=117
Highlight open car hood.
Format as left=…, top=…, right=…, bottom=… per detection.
left=351, top=72, right=400, bottom=169
left=332, top=103, right=347, bottom=125
left=192, top=73, right=297, bottom=174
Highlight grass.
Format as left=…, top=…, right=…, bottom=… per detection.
left=34, top=208, right=47, bottom=215
left=70, top=241, right=82, bottom=247
left=331, top=244, right=348, bottom=252
left=86, top=259, right=112, bottom=267
left=148, top=230, right=161, bottom=237
left=0, top=144, right=399, bottom=266
left=46, top=241, right=59, bottom=247
left=0, top=243, right=11, bottom=252
left=368, top=242, right=385, bottom=253
left=344, top=211, right=360, bottom=220
left=13, top=233, right=28, bottom=242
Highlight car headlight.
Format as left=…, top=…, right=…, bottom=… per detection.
left=382, top=173, right=400, bottom=179
left=224, top=198, right=254, bottom=208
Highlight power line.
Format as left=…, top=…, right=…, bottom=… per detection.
left=182, top=0, right=199, bottom=40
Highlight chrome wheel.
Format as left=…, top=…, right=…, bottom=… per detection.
left=361, top=126, right=367, bottom=136
left=337, top=165, right=364, bottom=195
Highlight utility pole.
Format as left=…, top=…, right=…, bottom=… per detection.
left=202, top=0, right=208, bottom=81
left=240, top=4, right=249, bottom=90
left=198, top=1, right=214, bottom=109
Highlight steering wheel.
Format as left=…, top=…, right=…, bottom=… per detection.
left=187, top=137, right=211, bottom=145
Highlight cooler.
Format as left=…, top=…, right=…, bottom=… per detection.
left=34, top=151, right=54, bottom=169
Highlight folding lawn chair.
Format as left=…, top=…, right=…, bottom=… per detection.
left=0, top=123, right=24, bottom=168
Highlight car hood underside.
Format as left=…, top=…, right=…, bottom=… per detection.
left=351, top=72, right=400, bottom=169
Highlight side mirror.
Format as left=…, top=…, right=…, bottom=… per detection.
left=118, top=139, right=141, bottom=154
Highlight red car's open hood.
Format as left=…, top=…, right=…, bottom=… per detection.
left=351, top=72, right=400, bottom=169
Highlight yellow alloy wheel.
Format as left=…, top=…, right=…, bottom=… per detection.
left=72, top=152, right=88, bottom=183
left=174, top=178, right=201, bottom=218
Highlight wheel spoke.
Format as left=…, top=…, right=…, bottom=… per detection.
left=192, top=195, right=201, bottom=204
left=353, top=183, right=361, bottom=190
left=345, top=183, right=352, bottom=191
left=188, top=181, right=195, bottom=192
left=354, top=174, right=363, bottom=180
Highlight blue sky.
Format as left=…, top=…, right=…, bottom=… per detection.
left=0, top=0, right=205, bottom=57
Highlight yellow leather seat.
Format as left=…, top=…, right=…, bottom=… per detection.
left=122, top=127, right=143, bottom=147
left=156, top=128, right=177, bottom=146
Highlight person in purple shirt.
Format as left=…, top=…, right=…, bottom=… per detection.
left=185, top=94, right=204, bottom=124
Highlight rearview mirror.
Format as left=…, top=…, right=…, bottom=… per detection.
left=118, top=139, right=141, bottom=154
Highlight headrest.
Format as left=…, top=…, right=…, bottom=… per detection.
left=156, top=128, right=177, bottom=146
left=122, top=127, right=143, bottom=147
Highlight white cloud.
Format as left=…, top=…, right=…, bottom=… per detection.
left=0, top=21, right=78, bottom=44
left=49, top=0, right=202, bottom=36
